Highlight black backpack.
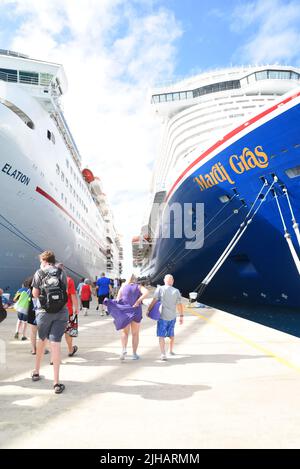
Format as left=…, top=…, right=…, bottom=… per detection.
left=38, top=267, right=68, bottom=314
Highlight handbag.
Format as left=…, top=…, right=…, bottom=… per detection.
left=65, top=314, right=78, bottom=337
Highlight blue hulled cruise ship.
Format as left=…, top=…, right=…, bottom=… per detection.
left=133, top=65, right=300, bottom=336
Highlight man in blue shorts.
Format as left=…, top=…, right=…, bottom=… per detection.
left=96, top=272, right=112, bottom=316
left=147, top=274, right=184, bottom=361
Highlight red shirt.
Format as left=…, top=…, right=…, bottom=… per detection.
left=81, top=284, right=91, bottom=301
left=67, top=276, right=76, bottom=316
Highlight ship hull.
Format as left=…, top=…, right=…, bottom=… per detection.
left=148, top=94, right=300, bottom=336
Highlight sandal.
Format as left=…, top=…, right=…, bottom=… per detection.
left=31, top=351, right=36, bottom=355
left=31, top=371, right=40, bottom=381
left=68, top=345, right=78, bottom=357
left=54, top=383, right=65, bottom=394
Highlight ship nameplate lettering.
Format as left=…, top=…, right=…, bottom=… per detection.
left=194, top=146, right=269, bottom=191
left=1, top=163, right=30, bottom=186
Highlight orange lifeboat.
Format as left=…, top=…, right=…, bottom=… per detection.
left=82, top=168, right=95, bottom=183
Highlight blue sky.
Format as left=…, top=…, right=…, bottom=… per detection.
left=1, top=0, right=300, bottom=273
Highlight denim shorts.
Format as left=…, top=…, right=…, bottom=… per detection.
left=35, top=308, right=68, bottom=342
left=17, top=312, right=28, bottom=322
left=157, top=318, right=176, bottom=337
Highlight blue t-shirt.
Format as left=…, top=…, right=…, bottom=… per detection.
left=96, top=277, right=110, bottom=296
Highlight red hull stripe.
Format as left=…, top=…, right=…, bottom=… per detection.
left=165, top=90, right=300, bottom=201
left=35, top=186, right=106, bottom=254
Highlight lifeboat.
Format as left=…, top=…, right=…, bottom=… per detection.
left=82, top=168, right=95, bottom=183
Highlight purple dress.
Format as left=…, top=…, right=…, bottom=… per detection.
left=105, top=283, right=142, bottom=331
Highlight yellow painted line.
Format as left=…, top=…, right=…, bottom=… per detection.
left=187, top=307, right=300, bottom=374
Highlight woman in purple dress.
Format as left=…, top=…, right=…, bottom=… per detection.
left=116, top=274, right=149, bottom=360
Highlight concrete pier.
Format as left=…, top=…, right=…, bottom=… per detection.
left=1, top=299, right=300, bottom=449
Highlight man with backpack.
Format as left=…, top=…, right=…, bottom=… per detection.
left=31, top=250, right=68, bottom=394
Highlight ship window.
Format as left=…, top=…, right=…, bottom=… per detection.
left=269, top=70, right=290, bottom=80
left=40, top=73, right=53, bottom=86
left=173, top=92, right=179, bottom=100
left=255, top=71, right=268, bottom=80
left=291, top=72, right=300, bottom=80
left=0, top=68, right=17, bottom=82
left=219, top=195, right=230, bottom=203
left=19, top=71, right=39, bottom=85
left=160, top=94, right=166, bottom=103
left=0, top=97, right=35, bottom=129
left=285, top=165, right=300, bottom=178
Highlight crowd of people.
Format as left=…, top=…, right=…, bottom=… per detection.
left=0, top=250, right=184, bottom=394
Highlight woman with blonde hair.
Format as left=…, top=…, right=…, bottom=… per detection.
left=106, top=274, right=149, bottom=360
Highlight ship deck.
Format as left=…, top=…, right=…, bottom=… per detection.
left=1, top=297, right=300, bottom=449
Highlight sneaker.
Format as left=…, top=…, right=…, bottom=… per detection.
left=21, top=336, right=28, bottom=341
left=169, top=351, right=176, bottom=356
left=160, top=354, right=168, bottom=361
left=14, top=332, right=19, bottom=339
left=120, top=350, right=127, bottom=361
left=132, top=353, right=140, bottom=360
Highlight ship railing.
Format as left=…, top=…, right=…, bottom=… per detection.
left=0, top=70, right=52, bottom=86
left=50, top=103, right=82, bottom=167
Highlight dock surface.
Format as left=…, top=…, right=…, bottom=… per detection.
left=1, top=300, right=300, bottom=449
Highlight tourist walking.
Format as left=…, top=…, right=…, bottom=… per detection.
left=80, top=278, right=92, bottom=316
left=76, top=277, right=85, bottom=310
left=108, top=274, right=149, bottom=360
left=25, top=275, right=50, bottom=356
left=31, top=250, right=68, bottom=394
left=13, top=279, right=31, bottom=341
left=64, top=273, right=79, bottom=357
left=147, top=274, right=183, bottom=361
left=96, top=272, right=112, bottom=316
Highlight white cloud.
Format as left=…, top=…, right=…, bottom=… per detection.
left=232, top=0, right=300, bottom=64
left=0, top=0, right=182, bottom=275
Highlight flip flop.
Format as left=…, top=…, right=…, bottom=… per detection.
left=54, top=383, right=65, bottom=394
left=68, top=345, right=78, bottom=357
left=31, top=371, right=40, bottom=381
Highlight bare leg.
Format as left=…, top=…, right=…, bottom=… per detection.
left=64, top=333, right=73, bottom=354
left=131, top=322, right=140, bottom=354
left=51, top=341, right=62, bottom=385
left=15, top=319, right=21, bottom=334
left=169, top=336, right=175, bottom=353
left=159, top=337, right=166, bottom=355
left=34, top=338, right=47, bottom=374
left=30, top=325, right=37, bottom=353
left=121, top=325, right=130, bottom=351
left=21, top=321, right=27, bottom=338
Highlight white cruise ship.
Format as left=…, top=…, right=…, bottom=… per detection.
left=0, top=49, right=123, bottom=294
